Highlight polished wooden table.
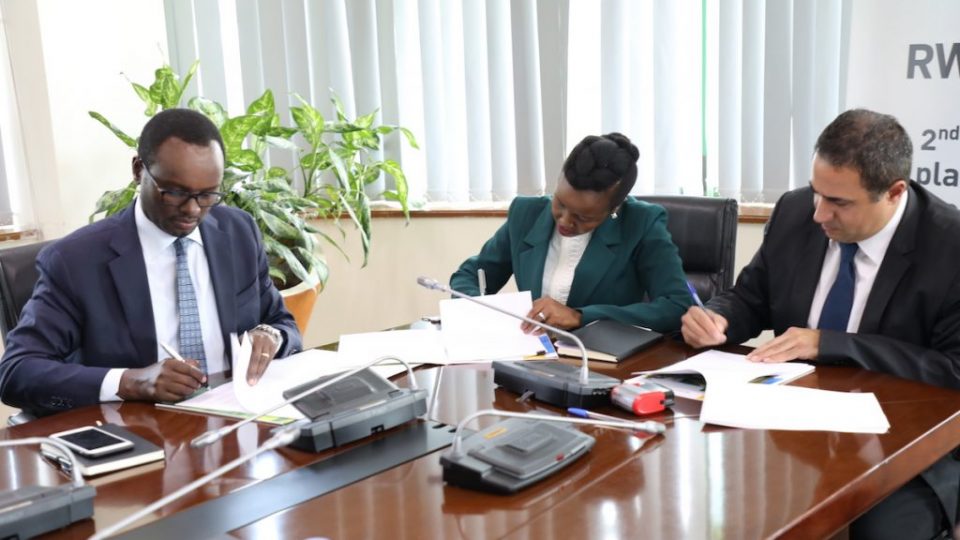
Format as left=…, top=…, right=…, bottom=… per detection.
left=3, top=339, right=960, bottom=539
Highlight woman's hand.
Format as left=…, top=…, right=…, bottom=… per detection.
left=522, top=296, right=582, bottom=334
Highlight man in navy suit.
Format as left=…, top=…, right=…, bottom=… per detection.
left=0, top=108, right=302, bottom=416
left=682, top=109, right=960, bottom=539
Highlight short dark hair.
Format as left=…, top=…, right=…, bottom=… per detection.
left=814, top=109, right=912, bottom=197
left=562, top=132, right=640, bottom=209
left=137, top=108, right=225, bottom=165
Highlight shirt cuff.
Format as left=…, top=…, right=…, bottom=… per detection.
left=99, top=368, right=126, bottom=402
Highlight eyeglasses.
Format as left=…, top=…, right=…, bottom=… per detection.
left=142, top=167, right=225, bottom=208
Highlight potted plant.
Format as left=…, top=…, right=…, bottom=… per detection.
left=89, top=61, right=418, bottom=333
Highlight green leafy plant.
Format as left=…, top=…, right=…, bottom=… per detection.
left=90, top=61, right=418, bottom=288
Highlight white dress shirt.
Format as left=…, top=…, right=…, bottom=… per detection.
left=99, top=198, right=226, bottom=401
left=807, top=190, right=908, bottom=332
left=541, top=228, right=593, bottom=305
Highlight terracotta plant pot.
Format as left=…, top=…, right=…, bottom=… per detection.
left=281, top=281, right=323, bottom=336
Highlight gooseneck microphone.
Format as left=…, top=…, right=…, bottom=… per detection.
left=416, top=276, right=620, bottom=408
left=0, top=438, right=95, bottom=538
left=90, top=423, right=302, bottom=540
left=441, top=408, right=665, bottom=493
left=191, top=355, right=418, bottom=449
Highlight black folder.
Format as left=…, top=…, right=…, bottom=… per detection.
left=555, top=319, right=663, bottom=363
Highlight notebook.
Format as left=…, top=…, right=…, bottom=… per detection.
left=40, top=423, right=165, bottom=478
left=555, top=319, right=663, bottom=363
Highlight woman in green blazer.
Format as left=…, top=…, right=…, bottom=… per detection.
left=450, top=133, right=692, bottom=333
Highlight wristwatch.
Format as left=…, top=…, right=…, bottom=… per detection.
left=252, top=324, right=282, bottom=348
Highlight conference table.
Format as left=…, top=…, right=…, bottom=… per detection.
left=3, top=338, right=960, bottom=539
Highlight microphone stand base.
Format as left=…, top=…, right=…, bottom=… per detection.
left=285, top=388, right=429, bottom=453
left=440, top=417, right=595, bottom=493
left=492, top=360, right=618, bottom=408
left=0, top=484, right=96, bottom=539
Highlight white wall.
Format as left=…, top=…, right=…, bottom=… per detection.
left=3, top=0, right=167, bottom=239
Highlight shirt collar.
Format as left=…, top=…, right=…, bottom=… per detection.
left=850, top=188, right=908, bottom=265
left=135, top=197, right=204, bottom=258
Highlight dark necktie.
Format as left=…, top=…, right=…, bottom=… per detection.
left=817, top=242, right=859, bottom=332
left=174, top=238, right=207, bottom=373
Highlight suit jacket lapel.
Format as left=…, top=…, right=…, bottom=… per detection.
left=566, top=218, right=620, bottom=308
left=108, top=207, right=157, bottom=365
left=517, top=205, right=555, bottom=298
left=199, top=213, right=237, bottom=352
left=859, top=188, right=918, bottom=334
left=790, top=223, right=828, bottom=327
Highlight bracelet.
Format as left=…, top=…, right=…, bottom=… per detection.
left=252, top=324, right=282, bottom=348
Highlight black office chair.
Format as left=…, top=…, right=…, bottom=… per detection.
left=0, top=240, right=53, bottom=426
left=636, top=196, right=738, bottom=303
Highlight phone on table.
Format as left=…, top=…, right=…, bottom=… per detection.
left=49, top=426, right=135, bottom=458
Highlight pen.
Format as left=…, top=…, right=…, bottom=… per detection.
left=568, top=407, right=625, bottom=423
left=161, top=342, right=208, bottom=388
left=160, top=342, right=185, bottom=361
left=478, top=268, right=486, bottom=297
left=686, top=281, right=705, bottom=308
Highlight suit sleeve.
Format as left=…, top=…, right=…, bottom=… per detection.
left=818, top=278, right=960, bottom=390
left=450, top=200, right=521, bottom=296
left=706, top=198, right=784, bottom=344
left=248, top=215, right=302, bottom=357
left=578, top=208, right=693, bottom=333
left=0, top=247, right=109, bottom=414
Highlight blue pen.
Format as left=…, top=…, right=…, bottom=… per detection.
left=568, top=407, right=623, bottom=423
left=686, top=281, right=705, bottom=308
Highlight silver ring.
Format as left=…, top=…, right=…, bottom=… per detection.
left=259, top=353, right=270, bottom=358
left=537, top=312, right=546, bottom=321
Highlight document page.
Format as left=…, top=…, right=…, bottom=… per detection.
left=700, top=381, right=890, bottom=433
left=439, top=291, right=553, bottom=362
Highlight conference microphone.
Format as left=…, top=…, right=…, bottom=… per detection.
left=90, top=422, right=302, bottom=540
left=0, top=438, right=96, bottom=538
left=441, top=408, right=665, bottom=493
left=416, top=276, right=620, bottom=408
left=191, top=355, right=421, bottom=449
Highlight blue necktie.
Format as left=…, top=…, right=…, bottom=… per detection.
left=817, top=242, right=859, bottom=332
left=174, top=238, right=207, bottom=373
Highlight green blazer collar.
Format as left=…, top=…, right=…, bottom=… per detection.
left=518, top=204, right=556, bottom=298
left=567, top=216, right=622, bottom=307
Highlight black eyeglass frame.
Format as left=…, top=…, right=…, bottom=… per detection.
left=141, top=166, right=226, bottom=208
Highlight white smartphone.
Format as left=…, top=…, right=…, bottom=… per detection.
left=50, top=426, right=135, bottom=458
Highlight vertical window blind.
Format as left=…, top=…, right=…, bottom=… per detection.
left=161, top=0, right=848, bottom=205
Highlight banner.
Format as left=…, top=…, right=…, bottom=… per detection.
left=845, top=0, right=960, bottom=205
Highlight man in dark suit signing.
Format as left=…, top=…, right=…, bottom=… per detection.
left=682, top=108, right=960, bottom=539
left=0, top=108, right=302, bottom=416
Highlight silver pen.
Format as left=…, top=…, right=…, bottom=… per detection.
left=160, top=342, right=185, bottom=361
left=478, top=268, right=486, bottom=297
